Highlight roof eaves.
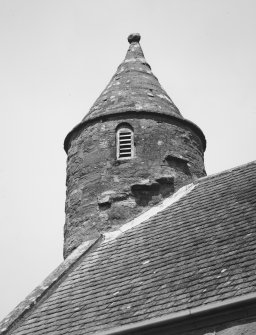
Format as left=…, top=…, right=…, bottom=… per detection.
left=95, top=292, right=256, bottom=335
left=0, top=236, right=102, bottom=335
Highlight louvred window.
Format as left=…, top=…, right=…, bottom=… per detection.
left=116, top=126, right=134, bottom=160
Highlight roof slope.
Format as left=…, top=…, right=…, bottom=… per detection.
left=2, top=161, right=256, bottom=334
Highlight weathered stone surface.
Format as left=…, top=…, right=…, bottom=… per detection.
left=63, top=34, right=207, bottom=257
left=64, top=114, right=206, bottom=258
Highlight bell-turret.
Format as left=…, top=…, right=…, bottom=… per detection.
left=63, top=33, right=206, bottom=258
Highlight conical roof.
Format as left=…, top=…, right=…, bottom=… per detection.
left=64, top=33, right=206, bottom=152
left=81, top=33, right=182, bottom=123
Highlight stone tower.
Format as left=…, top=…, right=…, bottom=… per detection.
left=63, top=33, right=206, bottom=258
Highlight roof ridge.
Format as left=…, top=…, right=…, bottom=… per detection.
left=198, top=160, right=256, bottom=184
left=0, top=237, right=102, bottom=335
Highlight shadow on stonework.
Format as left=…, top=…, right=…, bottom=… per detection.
left=131, top=176, right=174, bottom=206
left=164, top=154, right=192, bottom=176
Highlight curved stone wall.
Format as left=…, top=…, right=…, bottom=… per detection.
left=64, top=114, right=206, bottom=257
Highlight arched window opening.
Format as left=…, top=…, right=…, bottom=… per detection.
left=116, top=125, right=134, bottom=160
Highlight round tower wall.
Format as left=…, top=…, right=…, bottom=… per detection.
left=64, top=114, right=206, bottom=258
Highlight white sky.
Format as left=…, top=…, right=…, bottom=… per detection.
left=0, top=0, right=256, bottom=321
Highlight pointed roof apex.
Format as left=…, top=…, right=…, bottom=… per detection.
left=128, top=33, right=141, bottom=43
left=122, top=33, right=149, bottom=67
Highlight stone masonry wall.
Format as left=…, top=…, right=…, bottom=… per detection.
left=64, top=114, right=206, bottom=258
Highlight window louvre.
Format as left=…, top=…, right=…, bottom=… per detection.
left=117, top=126, right=134, bottom=160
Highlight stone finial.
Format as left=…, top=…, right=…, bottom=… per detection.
left=128, top=33, right=141, bottom=44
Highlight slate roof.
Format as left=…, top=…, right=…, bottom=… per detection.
left=64, top=34, right=206, bottom=152
left=1, top=161, right=256, bottom=334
